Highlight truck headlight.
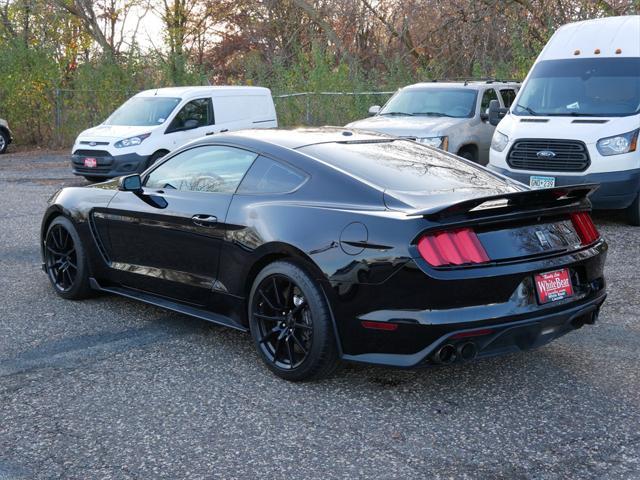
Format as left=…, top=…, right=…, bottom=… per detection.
left=596, top=129, right=638, bottom=156
left=417, top=136, right=448, bottom=150
left=491, top=131, right=509, bottom=152
left=114, top=133, right=151, bottom=148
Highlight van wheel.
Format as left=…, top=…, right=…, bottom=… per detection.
left=146, top=150, right=168, bottom=169
left=627, top=192, right=640, bottom=226
left=0, top=130, right=9, bottom=154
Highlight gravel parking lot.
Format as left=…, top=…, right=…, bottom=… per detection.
left=1, top=150, right=639, bottom=479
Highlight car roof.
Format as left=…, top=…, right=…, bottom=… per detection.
left=403, top=81, right=519, bottom=91
left=136, top=86, right=271, bottom=99
left=216, top=127, right=394, bottom=150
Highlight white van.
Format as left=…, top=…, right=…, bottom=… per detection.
left=71, top=86, right=277, bottom=181
left=488, top=16, right=640, bottom=224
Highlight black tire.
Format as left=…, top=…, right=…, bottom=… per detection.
left=627, top=192, right=640, bottom=226
left=43, top=216, right=93, bottom=300
left=248, top=260, right=339, bottom=381
left=0, top=130, right=9, bottom=154
left=83, top=176, right=105, bottom=183
left=145, top=150, right=168, bottom=170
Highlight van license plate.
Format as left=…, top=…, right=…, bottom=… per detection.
left=535, top=268, right=573, bottom=304
left=84, top=157, right=97, bottom=168
left=530, top=175, right=555, bottom=189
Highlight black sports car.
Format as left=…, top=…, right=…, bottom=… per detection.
left=41, top=128, right=607, bottom=381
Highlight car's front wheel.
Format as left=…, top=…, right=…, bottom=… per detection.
left=0, top=130, right=9, bottom=154
left=248, top=261, right=339, bottom=381
left=43, top=216, right=93, bottom=299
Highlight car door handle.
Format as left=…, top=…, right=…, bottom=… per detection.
left=191, top=214, right=218, bottom=227
left=205, top=131, right=215, bottom=136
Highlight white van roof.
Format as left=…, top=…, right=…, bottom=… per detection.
left=136, top=86, right=272, bottom=99
left=540, top=15, right=640, bottom=61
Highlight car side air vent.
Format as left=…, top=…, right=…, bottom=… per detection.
left=520, top=119, right=549, bottom=123
left=571, top=119, right=609, bottom=124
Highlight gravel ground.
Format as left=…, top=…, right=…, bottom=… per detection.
left=0, top=150, right=639, bottom=479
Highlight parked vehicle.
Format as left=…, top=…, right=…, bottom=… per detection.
left=345, top=80, right=520, bottom=165
left=0, top=118, right=13, bottom=154
left=488, top=15, right=640, bottom=225
left=42, top=128, right=607, bottom=381
left=71, top=86, right=277, bottom=182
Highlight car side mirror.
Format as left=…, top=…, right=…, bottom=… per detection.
left=183, top=119, right=200, bottom=130
left=368, top=105, right=381, bottom=116
left=488, top=99, right=507, bottom=126
left=118, top=174, right=142, bottom=192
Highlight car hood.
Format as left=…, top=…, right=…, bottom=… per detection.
left=77, top=124, right=156, bottom=141
left=345, top=115, right=467, bottom=137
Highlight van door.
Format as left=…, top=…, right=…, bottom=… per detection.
left=164, top=98, right=215, bottom=148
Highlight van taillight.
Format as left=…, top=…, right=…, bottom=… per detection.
left=571, top=212, right=600, bottom=245
left=417, top=228, right=489, bottom=267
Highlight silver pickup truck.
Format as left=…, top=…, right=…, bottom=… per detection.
left=346, top=81, right=520, bottom=165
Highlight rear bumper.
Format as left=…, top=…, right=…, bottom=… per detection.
left=71, top=151, right=150, bottom=178
left=342, top=289, right=606, bottom=368
left=489, top=165, right=640, bottom=210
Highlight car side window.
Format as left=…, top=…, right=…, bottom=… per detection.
left=237, top=156, right=307, bottom=194
left=145, top=145, right=257, bottom=194
left=167, top=98, right=211, bottom=132
left=480, top=88, right=499, bottom=110
left=500, top=89, right=517, bottom=108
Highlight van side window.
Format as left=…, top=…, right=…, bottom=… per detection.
left=500, top=89, right=517, bottom=108
left=145, top=145, right=257, bottom=193
left=481, top=89, right=499, bottom=110
left=167, top=98, right=212, bottom=132
left=237, top=156, right=307, bottom=194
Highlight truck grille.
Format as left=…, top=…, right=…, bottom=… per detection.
left=73, top=149, right=111, bottom=157
left=506, top=139, right=590, bottom=172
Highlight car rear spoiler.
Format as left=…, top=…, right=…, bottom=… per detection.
left=407, top=184, right=599, bottom=222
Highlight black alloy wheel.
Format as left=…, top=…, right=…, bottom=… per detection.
left=44, top=217, right=92, bottom=299
left=249, top=261, right=339, bottom=381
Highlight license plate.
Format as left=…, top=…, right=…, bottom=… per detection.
left=535, top=268, right=574, bottom=304
left=84, top=157, right=97, bottom=168
left=530, top=175, right=555, bottom=189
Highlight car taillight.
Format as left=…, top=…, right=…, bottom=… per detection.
left=417, top=228, right=490, bottom=267
left=571, top=211, right=600, bottom=245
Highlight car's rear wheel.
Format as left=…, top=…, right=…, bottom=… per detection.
left=44, top=216, right=93, bottom=299
left=248, top=261, right=339, bottom=381
left=627, top=192, right=640, bottom=226
left=0, top=130, right=9, bottom=154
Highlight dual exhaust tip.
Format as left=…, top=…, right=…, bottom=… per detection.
left=432, top=342, right=478, bottom=365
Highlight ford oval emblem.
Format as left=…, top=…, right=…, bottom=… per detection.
left=536, top=150, right=556, bottom=158
left=89, top=141, right=97, bottom=146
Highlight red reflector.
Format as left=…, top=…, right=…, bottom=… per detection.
left=417, top=228, right=489, bottom=267
left=450, top=328, right=494, bottom=339
left=570, top=212, right=600, bottom=245
left=361, top=320, right=398, bottom=331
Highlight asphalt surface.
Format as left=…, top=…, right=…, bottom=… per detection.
left=1, top=149, right=639, bottom=480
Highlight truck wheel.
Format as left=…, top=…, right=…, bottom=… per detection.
left=627, top=192, right=640, bottom=226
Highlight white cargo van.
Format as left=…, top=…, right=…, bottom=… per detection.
left=488, top=16, right=640, bottom=224
left=71, top=86, right=277, bottom=181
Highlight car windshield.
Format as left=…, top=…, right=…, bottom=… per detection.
left=104, top=97, right=181, bottom=126
left=379, top=88, right=478, bottom=118
left=513, top=58, right=640, bottom=117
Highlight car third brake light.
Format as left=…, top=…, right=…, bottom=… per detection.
left=417, top=228, right=490, bottom=267
left=570, top=212, right=600, bottom=245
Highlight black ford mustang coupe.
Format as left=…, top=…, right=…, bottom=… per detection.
left=41, top=128, right=607, bottom=380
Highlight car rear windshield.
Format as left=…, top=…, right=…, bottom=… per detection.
left=299, top=140, right=510, bottom=193
left=105, top=97, right=181, bottom=126
left=514, top=58, right=640, bottom=117
left=379, top=88, right=478, bottom=118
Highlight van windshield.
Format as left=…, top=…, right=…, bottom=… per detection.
left=514, top=58, right=640, bottom=117
left=379, top=88, right=478, bottom=118
left=105, top=97, right=181, bottom=126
